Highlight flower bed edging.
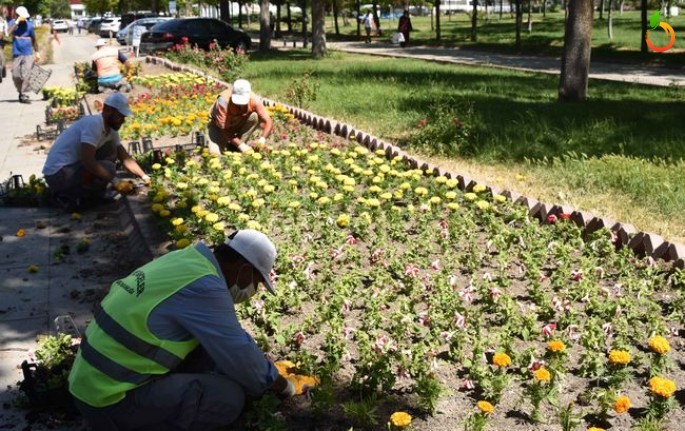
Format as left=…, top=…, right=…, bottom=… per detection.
left=144, top=55, right=685, bottom=269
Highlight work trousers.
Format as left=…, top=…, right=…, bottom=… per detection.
left=12, top=54, right=34, bottom=94
left=73, top=347, right=247, bottom=431
left=207, top=112, right=259, bottom=155
left=44, top=144, right=117, bottom=200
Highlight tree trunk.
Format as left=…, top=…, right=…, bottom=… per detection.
left=515, top=0, right=522, bottom=50
left=287, top=2, right=292, bottom=32
left=312, top=0, right=326, bottom=57
left=471, top=0, right=478, bottom=41
left=259, top=0, right=271, bottom=50
left=543, top=0, right=546, bottom=17
left=276, top=1, right=282, bottom=38
left=559, top=0, right=593, bottom=102
left=607, top=0, right=613, bottom=39
left=302, top=0, right=308, bottom=48
left=238, top=1, right=244, bottom=28
left=333, top=0, right=340, bottom=35
left=641, top=0, right=647, bottom=54
left=372, top=3, right=381, bottom=36
left=667, top=0, right=672, bottom=17
left=527, top=0, right=532, bottom=33
left=220, top=0, right=230, bottom=21
left=499, top=0, right=503, bottom=19
left=599, top=0, right=604, bottom=19
left=356, top=0, right=361, bottom=37
left=563, top=0, right=567, bottom=20
left=620, top=0, right=624, bottom=14
left=436, top=0, right=441, bottom=40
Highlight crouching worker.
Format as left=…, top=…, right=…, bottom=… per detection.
left=68, top=230, right=300, bottom=430
left=207, top=79, right=273, bottom=155
left=92, top=38, right=132, bottom=93
left=42, top=92, right=150, bottom=212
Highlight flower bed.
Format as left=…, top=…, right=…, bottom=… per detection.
left=140, top=99, right=685, bottom=429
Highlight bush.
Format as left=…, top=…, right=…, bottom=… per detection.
left=407, top=99, right=481, bottom=157
left=164, top=40, right=248, bottom=83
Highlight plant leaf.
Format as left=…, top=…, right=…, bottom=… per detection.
left=649, top=11, right=661, bottom=30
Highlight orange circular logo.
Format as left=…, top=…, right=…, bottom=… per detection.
left=646, top=22, right=676, bottom=52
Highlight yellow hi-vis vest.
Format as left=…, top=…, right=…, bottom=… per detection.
left=68, top=245, right=218, bottom=407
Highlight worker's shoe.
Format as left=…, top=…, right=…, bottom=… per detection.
left=2, top=66, right=6, bottom=78
left=19, top=94, right=30, bottom=104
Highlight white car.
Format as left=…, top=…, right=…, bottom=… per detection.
left=99, top=17, right=121, bottom=37
left=51, top=19, right=69, bottom=32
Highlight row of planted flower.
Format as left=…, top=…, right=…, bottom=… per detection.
left=130, top=71, right=685, bottom=430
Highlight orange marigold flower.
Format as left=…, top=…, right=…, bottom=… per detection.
left=533, top=368, right=551, bottom=382
left=547, top=340, right=566, bottom=353
left=492, top=352, right=512, bottom=368
left=608, top=350, right=631, bottom=366
left=613, top=396, right=630, bottom=414
left=649, top=376, right=676, bottom=398
left=477, top=400, right=494, bottom=414
left=648, top=336, right=670, bottom=355
left=587, top=427, right=606, bottom=431
left=16, top=228, right=25, bottom=237
left=389, top=411, right=412, bottom=428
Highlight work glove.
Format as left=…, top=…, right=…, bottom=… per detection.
left=274, top=360, right=319, bottom=396
left=237, top=142, right=254, bottom=154
left=141, top=174, right=151, bottom=186
left=112, top=177, right=134, bottom=195
left=257, top=136, right=266, bottom=146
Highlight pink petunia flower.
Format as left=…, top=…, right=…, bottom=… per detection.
left=542, top=322, right=556, bottom=337
left=404, top=263, right=420, bottom=277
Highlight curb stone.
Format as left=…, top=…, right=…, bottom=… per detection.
left=144, top=56, right=685, bottom=269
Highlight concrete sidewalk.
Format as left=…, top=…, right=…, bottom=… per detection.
left=325, top=40, right=685, bottom=87
left=0, top=33, right=128, bottom=431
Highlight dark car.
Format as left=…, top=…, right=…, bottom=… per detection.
left=139, top=18, right=251, bottom=54
left=87, top=18, right=104, bottom=34
left=121, top=12, right=159, bottom=29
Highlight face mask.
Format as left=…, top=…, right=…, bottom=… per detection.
left=229, top=264, right=256, bottom=304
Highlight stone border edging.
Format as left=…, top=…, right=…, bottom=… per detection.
left=143, top=55, right=685, bottom=269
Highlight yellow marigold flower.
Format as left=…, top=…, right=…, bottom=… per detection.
left=288, top=201, right=301, bottom=209
left=613, top=396, right=630, bottom=414
left=649, top=376, right=676, bottom=398
left=27, top=264, right=39, bottom=273
left=445, top=191, right=457, bottom=200
left=151, top=203, right=164, bottom=213
left=205, top=213, right=219, bottom=223
left=152, top=163, right=162, bottom=170
left=171, top=218, right=184, bottom=226
left=414, top=187, right=428, bottom=196
left=71, top=213, right=81, bottom=221
left=473, top=184, right=487, bottom=193
left=492, top=352, right=512, bottom=368
left=533, top=368, right=551, bottom=382
left=477, top=400, right=494, bottom=414
left=159, top=209, right=170, bottom=217
left=547, top=340, right=566, bottom=353
left=476, top=200, right=490, bottom=211
left=175, top=224, right=188, bottom=233
left=648, top=336, right=670, bottom=354
left=464, top=192, right=477, bottom=201
left=446, top=178, right=458, bottom=188
left=389, top=411, right=412, bottom=428
left=212, top=222, right=225, bottom=231
left=336, top=214, right=350, bottom=228
left=176, top=238, right=190, bottom=249
left=587, top=428, right=605, bottom=431
left=493, top=194, right=506, bottom=203
left=608, top=350, right=631, bottom=366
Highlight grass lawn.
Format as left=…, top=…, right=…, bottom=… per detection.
left=244, top=49, right=685, bottom=243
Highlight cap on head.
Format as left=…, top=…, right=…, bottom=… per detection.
left=225, top=230, right=276, bottom=294
left=95, top=38, right=107, bottom=47
left=231, top=79, right=251, bottom=106
left=103, top=92, right=133, bottom=117
left=16, top=6, right=29, bottom=19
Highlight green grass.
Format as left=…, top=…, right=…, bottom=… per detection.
left=244, top=50, right=685, bottom=242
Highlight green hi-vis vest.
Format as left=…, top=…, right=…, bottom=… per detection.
left=68, top=245, right=218, bottom=407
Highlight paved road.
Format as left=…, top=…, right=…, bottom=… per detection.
left=325, top=40, right=685, bottom=87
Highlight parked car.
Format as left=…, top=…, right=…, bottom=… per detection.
left=99, top=17, right=121, bottom=37
left=139, top=18, right=251, bottom=54
left=87, top=18, right=104, bottom=34
left=51, top=19, right=69, bottom=32
left=117, top=17, right=173, bottom=46
left=121, top=12, right=159, bottom=29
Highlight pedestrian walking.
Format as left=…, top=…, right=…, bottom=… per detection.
left=7, top=6, right=39, bottom=103
left=397, top=10, right=413, bottom=48
left=363, top=12, right=374, bottom=43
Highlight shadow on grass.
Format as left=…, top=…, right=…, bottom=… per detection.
left=249, top=52, right=685, bottom=162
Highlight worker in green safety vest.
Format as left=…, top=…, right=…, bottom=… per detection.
left=68, top=230, right=301, bottom=430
